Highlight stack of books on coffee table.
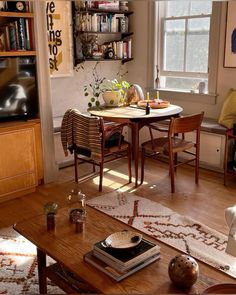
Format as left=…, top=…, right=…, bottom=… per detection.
left=84, top=238, right=160, bottom=281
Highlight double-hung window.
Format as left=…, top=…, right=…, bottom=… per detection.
left=158, top=1, right=213, bottom=93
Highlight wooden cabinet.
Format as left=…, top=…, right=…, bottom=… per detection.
left=0, top=3, right=43, bottom=202
left=0, top=120, right=43, bottom=202
left=73, top=2, right=133, bottom=65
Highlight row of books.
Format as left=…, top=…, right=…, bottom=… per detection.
left=84, top=237, right=160, bottom=281
left=77, top=1, right=120, bottom=10
left=103, top=40, right=132, bottom=59
left=76, top=13, right=129, bottom=33
left=0, top=18, right=33, bottom=51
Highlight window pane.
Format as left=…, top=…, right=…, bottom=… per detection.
left=186, top=18, right=210, bottom=72
left=167, top=1, right=189, bottom=17
left=162, top=76, right=208, bottom=92
left=167, top=1, right=212, bottom=17
left=190, top=1, right=212, bottom=15
left=164, top=20, right=185, bottom=71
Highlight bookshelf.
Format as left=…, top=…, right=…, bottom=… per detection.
left=73, top=2, right=134, bottom=65
left=0, top=3, right=43, bottom=202
left=0, top=9, right=35, bottom=55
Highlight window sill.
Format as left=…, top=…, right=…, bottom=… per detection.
left=150, top=88, right=218, bottom=105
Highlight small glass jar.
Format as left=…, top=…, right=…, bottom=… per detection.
left=43, top=201, right=58, bottom=232
left=70, top=210, right=84, bottom=233
left=67, top=184, right=86, bottom=223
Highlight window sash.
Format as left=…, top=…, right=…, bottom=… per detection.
left=162, top=14, right=211, bottom=75
left=149, top=1, right=221, bottom=96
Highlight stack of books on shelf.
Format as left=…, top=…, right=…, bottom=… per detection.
left=76, top=13, right=129, bottom=33
left=84, top=237, right=160, bottom=281
left=0, top=18, right=33, bottom=51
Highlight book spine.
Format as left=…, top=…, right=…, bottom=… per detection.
left=8, top=23, right=17, bottom=50
left=18, top=18, right=26, bottom=50
left=14, top=20, right=20, bottom=50
left=1, top=26, right=10, bottom=51
left=84, top=251, right=160, bottom=282
left=93, top=251, right=128, bottom=272
left=25, top=19, right=31, bottom=50
left=25, top=1, right=30, bottom=12
left=128, top=39, right=132, bottom=58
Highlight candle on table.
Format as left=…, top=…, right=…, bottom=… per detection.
left=156, top=91, right=160, bottom=101
left=147, top=92, right=150, bottom=101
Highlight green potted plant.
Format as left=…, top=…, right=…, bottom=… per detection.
left=83, top=62, right=130, bottom=108
left=102, top=78, right=130, bottom=106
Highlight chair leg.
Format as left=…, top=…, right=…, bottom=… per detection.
left=195, top=150, right=200, bottom=184
left=174, top=153, right=177, bottom=172
left=140, top=147, right=145, bottom=184
left=93, top=164, right=96, bottom=173
left=169, top=151, right=175, bottom=193
left=74, top=153, right=78, bottom=183
left=128, top=145, right=132, bottom=183
left=99, top=161, right=104, bottom=192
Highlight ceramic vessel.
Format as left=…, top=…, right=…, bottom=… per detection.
left=102, top=231, right=143, bottom=249
left=102, top=90, right=123, bottom=106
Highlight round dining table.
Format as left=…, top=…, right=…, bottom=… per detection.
left=89, top=104, right=183, bottom=187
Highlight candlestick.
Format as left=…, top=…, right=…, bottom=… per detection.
left=147, top=92, right=150, bottom=101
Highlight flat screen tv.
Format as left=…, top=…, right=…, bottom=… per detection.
left=0, top=56, right=39, bottom=122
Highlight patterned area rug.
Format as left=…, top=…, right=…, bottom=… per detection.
left=0, top=227, right=64, bottom=294
left=87, top=191, right=236, bottom=279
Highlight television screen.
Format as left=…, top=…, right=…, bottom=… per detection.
left=0, top=56, right=39, bottom=121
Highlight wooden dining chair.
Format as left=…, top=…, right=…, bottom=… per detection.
left=140, top=112, right=204, bottom=193
left=61, top=109, right=131, bottom=191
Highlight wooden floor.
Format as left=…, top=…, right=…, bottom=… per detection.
left=1, top=159, right=236, bottom=238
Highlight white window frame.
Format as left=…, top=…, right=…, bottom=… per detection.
left=161, top=14, right=210, bottom=79
left=148, top=1, right=221, bottom=104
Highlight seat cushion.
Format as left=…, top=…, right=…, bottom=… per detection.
left=104, top=141, right=129, bottom=154
left=142, top=137, right=194, bottom=154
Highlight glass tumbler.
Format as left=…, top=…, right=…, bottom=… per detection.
left=67, top=184, right=86, bottom=223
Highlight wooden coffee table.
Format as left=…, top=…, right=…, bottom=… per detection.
left=13, top=206, right=235, bottom=294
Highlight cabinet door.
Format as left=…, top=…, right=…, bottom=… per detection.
left=0, top=127, right=37, bottom=196
left=185, top=131, right=225, bottom=170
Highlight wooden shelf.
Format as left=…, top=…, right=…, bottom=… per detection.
left=73, top=3, right=133, bottom=65
left=75, top=57, right=133, bottom=65
left=0, top=11, right=34, bottom=18
left=76, top=8, right=133, bottom=15
left=77, top=31, right=133, bottom=38
left=0, top=51, right=36, bottom=57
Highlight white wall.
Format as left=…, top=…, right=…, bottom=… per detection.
left=51, top=62, right=127, bottom=117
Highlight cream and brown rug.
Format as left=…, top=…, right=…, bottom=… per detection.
left=0, top=227, right=64, bottom=294
left=87, top=191, right=236, bottom=279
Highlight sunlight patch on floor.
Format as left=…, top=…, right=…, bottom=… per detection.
left=92, top=168, right=148, bottom=190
